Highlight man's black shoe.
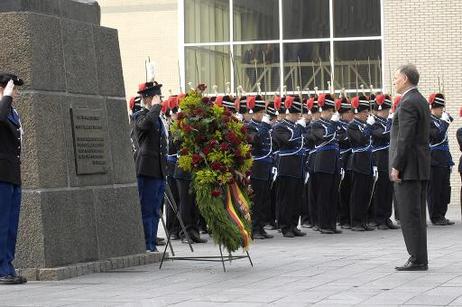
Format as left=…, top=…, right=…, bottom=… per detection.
left=377, top=224, right=389, bottom=230
left=292, top=228, right=307, bottom=237
left=171, top=233, right=181, bottom=240
left=340, top=224, right=351, bottom=229
left=253, top=232, right=266, bottom=240
left=351, top=226, right=365, bottom=231
left=156, top=238, right=166, bottom=246
left=312, top=225, right=320, bottom=231
left=395, top=259, right=428, bottom=271
left=189, top=230, right=208, bottom=243
left=283, top=231, right=295, bottom=238
left=0, top=275, right=23, bottom=285
left=301, top=222, right=313, bottom=228
left=433, top=218, right=455, bottom=226
left=13, top=276, right=27, bottom=284
left=261, top=229, right=274, bottom=239
left=385, top=219, right=400, bottom=229
left=364, top=225, right=375, bottom=231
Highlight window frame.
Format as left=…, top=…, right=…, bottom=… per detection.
left=179, top=0, right=384, bottom=96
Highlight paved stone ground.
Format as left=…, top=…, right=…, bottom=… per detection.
left=1, top=206, right=462, bottom=307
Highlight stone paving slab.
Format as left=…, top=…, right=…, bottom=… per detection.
left=0, top=206, right=461, bottom=306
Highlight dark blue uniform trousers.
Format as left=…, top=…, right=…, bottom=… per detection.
left=137, top=176, right=166, bottom=251
left=0, top=181, right=21, bottom=277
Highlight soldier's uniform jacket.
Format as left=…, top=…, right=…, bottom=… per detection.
left=272, top=119, right=304, bottom=178
left=347, top=118, right=373, bottom=175
left=134, top=104, right=168, bottom=178
left=167, top=125, right=179, bottom=178
left=302, top=121, right=314, bottom=178
left=311, top=118, right=339, bottom=174
left=429, top=114, right=454, bottom=168
left=371, top=116, right=392, bottom=171
left=0, top=96, right=22, bottom=186
left=337, top=120, right=351, bottom=171
left=247, top=119, right=273, bottom=181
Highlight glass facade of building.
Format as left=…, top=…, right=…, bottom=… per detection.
left=182, top=0, right=382, bottom=95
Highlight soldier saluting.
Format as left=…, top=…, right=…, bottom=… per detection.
left=134, top=81, right=168, bottom=252
left=0, top=74, right=27, bottom=285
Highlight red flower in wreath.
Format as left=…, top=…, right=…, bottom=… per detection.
left=211, top=162, right=223, bottom=171
left=211, top=189, right=222, bottom=197
left=180, top=147, right=189, bottom=155
left=220, top=142, right=230, bottom=151
left=177, top=112, right=185, bottom=120
left=226, top=131, right=240, bottom=145
left=192, top=153, right=202, bottom=165
left=182, top=124, right=193, bottom=133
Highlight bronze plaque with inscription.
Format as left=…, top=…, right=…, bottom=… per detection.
left=70, top=108, right=108, bottom=175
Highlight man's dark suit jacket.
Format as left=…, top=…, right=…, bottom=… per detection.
left=389, top=88, right=431, bottom=180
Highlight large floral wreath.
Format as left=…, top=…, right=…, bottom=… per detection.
left=171, top=85, right=253, bottom=253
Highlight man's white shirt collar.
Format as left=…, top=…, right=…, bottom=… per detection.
left=401, top=86, right=417, bottom=99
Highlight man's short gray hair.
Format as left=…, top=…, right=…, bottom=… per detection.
left=398, top=64, right=420, bottom=86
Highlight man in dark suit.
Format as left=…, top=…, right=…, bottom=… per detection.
left=134, top=81, right=168, bottom=252
left=390, top=64, right=431, bottom=271
left=0, top=73, right=27, bottom=285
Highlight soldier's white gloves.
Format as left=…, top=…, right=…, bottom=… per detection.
left=373, top=166, right=379, bottom=181
left=234, top=113, right=244, bottom=121
left=3, top=80, right=14, bottom=97
left=387, top=112, right=394, bottom=120
left=262, top=114, right=271, bottom=125
left=366, top=115, right=376, bottom=126
left=331, top=112, right=340, bottom=122
left=271, top=167, right=278, bottom=182
left=296, top=118, right=306, bottom=128
left=304, top=172, right=310, bottom=184
left=340, top=168, right=345, bottom=181
left=441, top=112, right=451, bottom=124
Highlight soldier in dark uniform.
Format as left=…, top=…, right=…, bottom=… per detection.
left=302, top=96, right=319, bottom=229
left=246, top=96, right=274, bottom=239
left=267, top=97, right=284, bottom=230
left=134, top=81, right=168, bottom=252
left=336, top=96, right=353, bottom=229
left=348, top=96, right=376, bottom=231
left=310, top=94, right=342, bottom=234
left=371, top=94, right=399, bottom=230
left=165, top=96, right=181, bottom=240
left=272, top=96, right=306, bottom=237
left=0, top=74, right=27, bottom=285
left=305, top=96, right=322, bottom=231
left=300, top=97, right=313, bottom=228
left=427, top=93, right=455, bottom=226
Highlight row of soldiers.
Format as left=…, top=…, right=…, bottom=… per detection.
left=129, top=86, right=455, bottom=243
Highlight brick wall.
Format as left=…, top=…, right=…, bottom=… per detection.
left=383, top=0, right=462, bottom=208
left=99, top=0, right=180, bottom=101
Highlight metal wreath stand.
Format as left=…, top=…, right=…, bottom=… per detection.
left=159, top=184, right=254, bottom=272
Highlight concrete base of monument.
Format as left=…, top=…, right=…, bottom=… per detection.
left=17, top=252, right=166, bottom=281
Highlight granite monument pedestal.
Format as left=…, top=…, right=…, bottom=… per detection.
left=0, top=0, right=151, bottom=280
